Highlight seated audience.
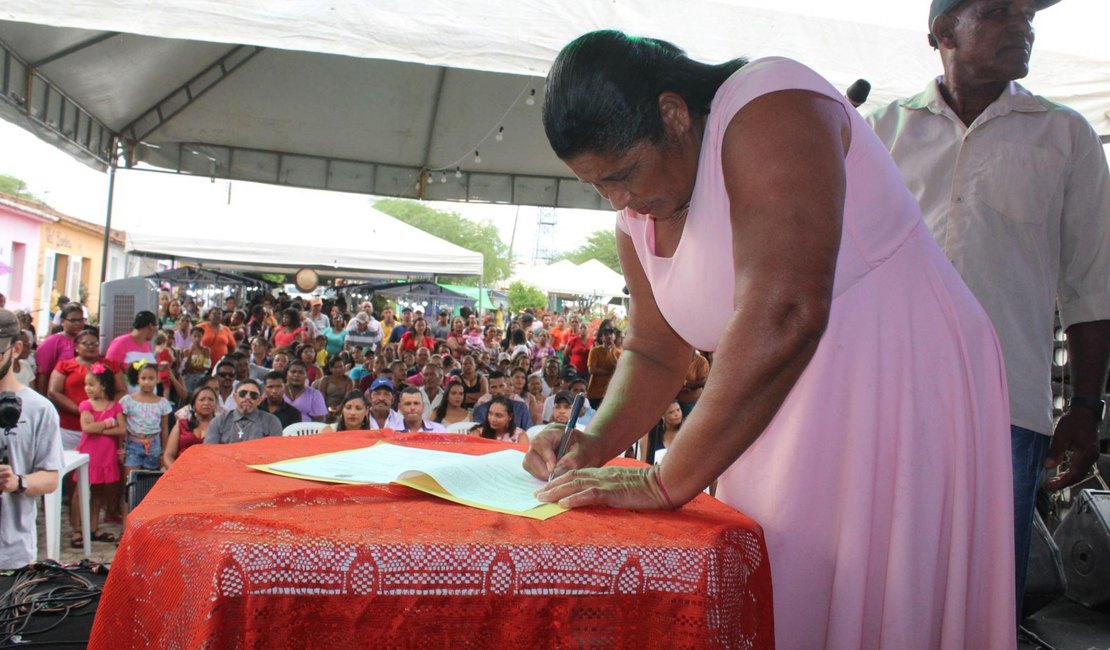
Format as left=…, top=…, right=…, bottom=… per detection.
left=164, top=386, right=218, bottom=466
left=284, top=360, right=327, bottom=423
left=432, top=380, right=471, bottom=427
left=261, top=371, right=304, bottom=430
left=204, top=379, right=282, bottom=444
left=365, top=377, right=404, bottom=430
left=321, top=391, right=372, bottom=432
left=397, top=387, right=447, bottom=433
left=469, top=395, right=527, bottom=443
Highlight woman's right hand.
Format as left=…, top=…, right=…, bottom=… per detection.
left=523, top=424, right=606, bottom=482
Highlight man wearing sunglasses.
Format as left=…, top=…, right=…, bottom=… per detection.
left=204, top=378, right=281, bottom=445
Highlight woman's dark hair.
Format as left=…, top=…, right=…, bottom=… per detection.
left=335, top=390, right=371, bottom=431
left=477, top=395, right=516, bottom=440
left=186, top=386, right=218, bottom=430
left=282, top=308, right=301, bottom=328
left=595, top=319, right=615, bottom=345
left=510, top=367, right=529, bottom=397
left=543, top=30, right=747, bottom=159
left=509, top=328, right=527, bottom=348
left=86, top=363, right=117, bottom=401
left=433, top=381, right=465, bottom=423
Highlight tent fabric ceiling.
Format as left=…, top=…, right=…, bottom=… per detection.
left=0, top=1, right=1108, bottom=210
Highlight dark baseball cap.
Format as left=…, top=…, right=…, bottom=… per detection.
left=928, top=0, right=1060, bottom=46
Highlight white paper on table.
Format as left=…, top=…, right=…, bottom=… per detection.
left=255, top=442, right=557, bottom=516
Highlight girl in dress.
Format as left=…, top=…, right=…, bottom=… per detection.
left=120, top=362, right=173, bottom=482
left=73, top=363, right=126, bottom=547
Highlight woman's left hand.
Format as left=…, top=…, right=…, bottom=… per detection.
left=535, top=464, right=677, bottom=510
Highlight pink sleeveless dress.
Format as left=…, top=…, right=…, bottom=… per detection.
left=618, top=58, right=1015, bottom=649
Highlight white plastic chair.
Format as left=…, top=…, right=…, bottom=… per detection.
left=283, top=422, right=327, bottom=437
left=45, top=450, right=90, bottom=560
left=526, top=424, right=551, bottom=439
left=445, top=421, right=477, bottom=434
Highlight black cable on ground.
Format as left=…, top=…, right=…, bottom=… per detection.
left=0, top=561, right=105, bottom=647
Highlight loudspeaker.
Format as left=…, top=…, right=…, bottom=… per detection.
left=1053, top=489, right=1110, bottom=608
left=1023, top=510, right=1066, bottom=617
left=126, top=469, right=164, bottom=510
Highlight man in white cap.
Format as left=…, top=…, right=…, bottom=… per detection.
left=0, top=309, right=63, bottom=569
left=868, top=0, right=1110, bottom=618
left=346, top=311, right=382, bottom=352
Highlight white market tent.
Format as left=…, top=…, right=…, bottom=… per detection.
left=126, top=200, right=485, bottom=279
left=514, top=258, right=627, bottom=299
left=0, top=0, right=1107, bottom=214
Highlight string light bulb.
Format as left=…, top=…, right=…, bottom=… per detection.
left=455, top=167, right=462, bottom=178
left=495, top=126, right=504, bottom=142
left=474, top=150, right=482, bottom=164
left=525, top=89, right=536, bottom=106
left=441, top=171, right=448, bottom=183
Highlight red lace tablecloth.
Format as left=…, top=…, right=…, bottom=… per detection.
left=89, top=430, right=773, bottom=648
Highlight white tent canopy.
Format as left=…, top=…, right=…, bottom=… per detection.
left=1, top=0, right=1107, bottom=212
left=514, top=259, right=626, bottom=298
left=125, top=189, right=484, bottom=278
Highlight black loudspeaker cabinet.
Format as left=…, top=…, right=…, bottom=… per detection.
left=1023, top=510, right=1067, bottom=617
left=1053, top=489, right=1110, bottom=608
left=126, top=469, right=164, bottom=510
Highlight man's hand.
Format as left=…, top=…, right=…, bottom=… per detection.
left=0, top=465, right=17, bottom=493
left=1043, top=409, right=1101, bottom=491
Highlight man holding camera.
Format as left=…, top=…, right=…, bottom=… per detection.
left=0, top=310, right=63, bottom=569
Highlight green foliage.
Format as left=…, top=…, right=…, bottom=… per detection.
left=374, top=198, right=510, bottom=283
left=556, top=229, right=620, bottom=273
left=506, top=281, right=547, bottom=313
left=0, top=174, right=45, bottom=204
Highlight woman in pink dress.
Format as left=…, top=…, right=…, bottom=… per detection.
left=527, top=31, right=1015, bottom=648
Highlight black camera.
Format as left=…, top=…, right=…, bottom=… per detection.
left=0, top=391, right=19, bottom=466
left=0, top=391, right=20, bottom=432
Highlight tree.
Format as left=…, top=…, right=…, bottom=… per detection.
left=556, top=229, right=620, bottom=273
left=373, top=198, right=511, bottom=283
left=506, top=281, right=547, bottom=313
left=0, top=174, right=46, bottom=204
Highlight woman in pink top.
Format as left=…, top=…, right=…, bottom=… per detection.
left=527, top=32, right=1014, bottom=649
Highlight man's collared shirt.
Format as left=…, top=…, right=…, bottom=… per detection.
left=204, top=408, right=283, bottom=444
left=369, top=409, right=405, bottom=430
left=869, top=78, right=1110, bottom=435
left=400, top=419, right=448, bottom=433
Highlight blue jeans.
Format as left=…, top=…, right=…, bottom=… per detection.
left=1012, top=425, right=1051, bottom=622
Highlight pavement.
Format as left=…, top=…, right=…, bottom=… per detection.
left=34, top=498, right=121, bottom=566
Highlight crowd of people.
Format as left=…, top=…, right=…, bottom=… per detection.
left=3, top=290, right=707, bottom=555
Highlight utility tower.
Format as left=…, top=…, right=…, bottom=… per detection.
left=532, top=207, right=558, bottom=265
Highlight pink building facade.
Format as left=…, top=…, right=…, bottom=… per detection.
left=0, top=198, right=51, bottom=314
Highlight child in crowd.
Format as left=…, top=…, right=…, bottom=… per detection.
left=313, top=334, right=328, bottom=369
left=72, top=363, right=126, bottom=547
left=182, top=325, right=212, bottom=393
left=120, top=362, right=173, bottom=484
left=154, top=331, right=176, bottom=396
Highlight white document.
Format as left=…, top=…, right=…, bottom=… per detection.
left=262, top=443, right=551, bottom=514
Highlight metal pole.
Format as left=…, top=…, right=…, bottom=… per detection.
left=98, top=161, right=117, bottom=285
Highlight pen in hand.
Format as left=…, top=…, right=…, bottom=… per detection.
left=549, top=394, right=587, bottom=482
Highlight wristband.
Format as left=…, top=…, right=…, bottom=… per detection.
left=653, top=465, right=677, bottom=510
left=1066, top=395, right=1105, bottom=424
